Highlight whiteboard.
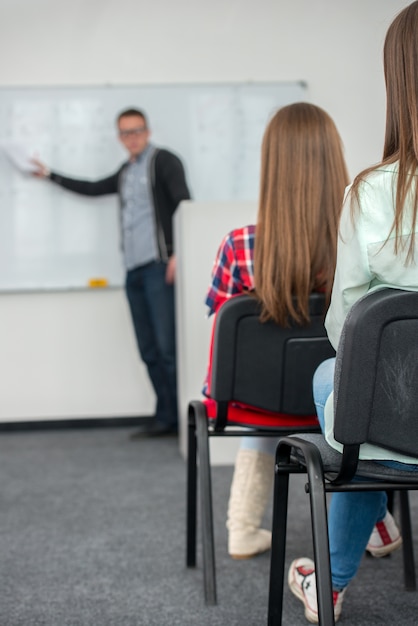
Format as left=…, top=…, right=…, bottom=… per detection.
left=0, top=82, right=307, bottom=291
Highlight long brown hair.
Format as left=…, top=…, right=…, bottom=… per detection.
left=351, top=1, right=418, bottom=262
left=254, top=102, right=349, bottom=326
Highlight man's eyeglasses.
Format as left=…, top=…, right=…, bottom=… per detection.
left=119, top=127, right=148, bottom=138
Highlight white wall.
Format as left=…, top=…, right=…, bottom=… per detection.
left=0, top=0, right=408, bottom=175
left=0, top=1, right=409, bottom=433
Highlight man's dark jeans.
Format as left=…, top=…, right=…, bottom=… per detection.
left=125, top=261, right=178, bottom=430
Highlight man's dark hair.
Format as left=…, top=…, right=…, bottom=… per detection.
left=117, top=108, right=148, bottom=127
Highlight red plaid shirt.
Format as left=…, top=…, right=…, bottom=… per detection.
left=203, top=225, right=255, bottom=396
left=205, top=225, right=256, bottom=315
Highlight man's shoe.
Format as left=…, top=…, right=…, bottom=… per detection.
left=129, top=422, right=178, bottom=439
left=366, top=511, right=402, bottom=557
left=288, top=557, right=345, bottom=624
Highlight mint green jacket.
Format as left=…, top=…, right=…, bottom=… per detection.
left=324, top=162, right=418, bottom=463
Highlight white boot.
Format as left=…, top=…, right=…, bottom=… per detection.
left=227, top=448, right=275, bottom=559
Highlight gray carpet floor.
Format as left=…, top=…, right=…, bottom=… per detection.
left=0, top=427, right=417, bottom=625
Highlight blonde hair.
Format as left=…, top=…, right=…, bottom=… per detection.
left=254, top=102, right=349, bottom=326
left=351, top=1, right=418, bottom=262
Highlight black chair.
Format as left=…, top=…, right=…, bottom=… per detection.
left=268, top=288, right=418, bottom=626
left=186, top=292, right=335, bottom=604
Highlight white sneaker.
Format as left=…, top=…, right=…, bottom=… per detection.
left=366, top=511, right=402, bottom=557
left=288, top=557, right=345, bottom=623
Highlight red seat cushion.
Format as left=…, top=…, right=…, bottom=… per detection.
left=203, top=398, right=319, bottom=429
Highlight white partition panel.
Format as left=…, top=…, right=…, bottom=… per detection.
left=174, top=200, right=257, bottom=463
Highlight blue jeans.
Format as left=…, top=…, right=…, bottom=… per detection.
left=125, top=261, right=178, bottom=430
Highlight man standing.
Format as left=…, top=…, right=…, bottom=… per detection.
left=33, top=108, right=191, bottom=437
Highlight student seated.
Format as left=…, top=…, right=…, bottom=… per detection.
left=288, top=3, right=418, bottom=622
left=205, top=102, right=352, bottom=558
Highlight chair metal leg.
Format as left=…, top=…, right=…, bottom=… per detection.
left=186, top=404, right=198, bottom=568
left=307, top=495, right=335, bottom=624
left=268, top=442, right=291, bottom=626
left=267, top=437, right=335, bottom=625
left=303, top=446, right=335, bottom=626
left=386, top=490, right=395, bottom=514
left=195, top=403, right=217, bottom=605
left=399, top=491, right=417, bottom=591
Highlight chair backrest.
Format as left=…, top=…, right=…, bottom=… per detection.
left=334, top=288, right=418, bottom=459
left=210, top=292, right=335, bottom=415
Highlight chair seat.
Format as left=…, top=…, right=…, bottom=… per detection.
left=289, top=432, right=418, bottom=482
left=203, top=398, right=319, bottom=430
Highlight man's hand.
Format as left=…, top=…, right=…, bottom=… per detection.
left=165, top=255, right=176, bottom=284
left=31, top=158, right=50, bottom=178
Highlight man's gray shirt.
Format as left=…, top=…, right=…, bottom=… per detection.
left=120, top=144, right=158, bottom=271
